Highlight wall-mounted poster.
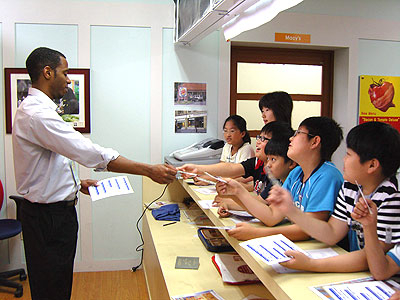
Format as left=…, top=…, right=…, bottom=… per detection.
left=175, top=110, right=207, bottom=133
left=174, top=82, right=206, bottom=105
left=359, top=75, right=400, bottom=132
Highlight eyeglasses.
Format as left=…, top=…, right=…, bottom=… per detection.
left=223, top=129, right=238, bottom=134
left=292, top=130, right=316, bottom=138
left=256, top=135, right=270, bottom=142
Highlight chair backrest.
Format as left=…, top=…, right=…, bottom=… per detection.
left=0, top=180, right=4, bottom=211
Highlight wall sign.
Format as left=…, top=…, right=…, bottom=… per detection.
left=275, top=32, right=310, bottom=44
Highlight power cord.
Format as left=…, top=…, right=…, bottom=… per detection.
left=131, top=183, right=170, bottom=272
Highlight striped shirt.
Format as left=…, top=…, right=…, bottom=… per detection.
left=331, top=176, right=400, bottom=250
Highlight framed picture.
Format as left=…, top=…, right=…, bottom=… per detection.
left=4, top=68, right=90, bottom=133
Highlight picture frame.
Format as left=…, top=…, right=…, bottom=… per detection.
left=4, top=68, right=91, bottom=133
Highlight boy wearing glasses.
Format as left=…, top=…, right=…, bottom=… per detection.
left=179, top=121, right=292, bottom=197
left=217, top=131, right=297, bottom=219
left=216, top=117, right=343, bottom=241
left=267, top=121, right=400, bottom=273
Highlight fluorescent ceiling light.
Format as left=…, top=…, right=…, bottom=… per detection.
left=222, top=0, right=304, bottom=41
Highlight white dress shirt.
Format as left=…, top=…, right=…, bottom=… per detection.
left=220, top=142, right=255, bottom=163
left=12, top=88, right=119, bottom=203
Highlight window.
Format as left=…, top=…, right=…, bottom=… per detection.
left=231, top=46, right=334, bottom=136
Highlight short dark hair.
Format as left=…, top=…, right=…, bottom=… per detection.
left=299, top=116, right=343, bottom=162
left=258, top=91, right=293, bottom=124
left=26, top=47, right=65, bottom=83
left=264, top=133, right=292, bottom=163
left=346, top=122, right=400, bottom=178
left=261, top=121, right=294, bottom=141
left=223, top=115, right=251, bottom=144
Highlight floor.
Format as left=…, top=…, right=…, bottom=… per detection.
left=0, top=270, right=150, bottom=300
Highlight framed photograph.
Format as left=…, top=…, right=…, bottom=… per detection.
left=175, top=110, right=207, bottom=133
left=4, top=68, right=90, bottom=133
left=174, top=82, right=206, bottom=105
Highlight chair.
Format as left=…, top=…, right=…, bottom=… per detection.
left=0, top=181, right=26, bottom=298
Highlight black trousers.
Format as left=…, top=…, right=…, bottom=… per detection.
left=20, top=199, right=78, bottom=300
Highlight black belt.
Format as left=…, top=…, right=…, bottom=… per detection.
left=23, top=198, right=78, bottom=208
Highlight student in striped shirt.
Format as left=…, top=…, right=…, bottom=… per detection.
left=352, top=199, right=400, bottom=300
left=268, top=121, right=400, bottom=273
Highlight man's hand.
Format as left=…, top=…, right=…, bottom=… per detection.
left=279, top=250, right=313, bottom=271
left=80, top=179, right=99, bottom=195
left=149, top=164, right=177, bottom=184
left=227, top=222, right=259, bottom=240
left=351, top=198, right=377, bottom=227
left=267, top=186, right=296, bottom=216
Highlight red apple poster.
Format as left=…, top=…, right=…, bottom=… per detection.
left=359, top=75, right=400, bottom=132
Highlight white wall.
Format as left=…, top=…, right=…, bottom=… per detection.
left=219, top=4, right=400, bottom=171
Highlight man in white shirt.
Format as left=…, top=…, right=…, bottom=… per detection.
left=12, top=47, right=177, bottom=300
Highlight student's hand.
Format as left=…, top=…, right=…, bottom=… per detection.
left=217, top=202, right=232, bottom=218
left=149, top=164, right=177, bottom=184
left=351, top=198, right=378, bottom=227
left=212, top=195, right=225, bottom=207
left=235, top=176, right=253, bottom=184
left=227, top=223, right=259, bottom=240
left=216, top=178, right=242, bottom=196
left=267, top=186, right=296, bottom=215
left=279, top=250, right=313, bottom=271
left=80, top=179, right=99, bottom=195
left=390, top=290, right=400, bottom=300
left=193, top=176, right=211, bottom=186
left=176, top=164, right=200, bottom=179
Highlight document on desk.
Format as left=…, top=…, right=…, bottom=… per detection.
left=324, top=280, right=394, bottom=300
left=310, top=276, right=400, bottom=300
left=271, top=248, right=338, bottom=274
left=240, top=234, right=307, bottom=265
left=171, top=289, right=225, bottom=300
left=89, top=176, right=134, bottom=201
left=195, top=186, right=218, bottom=195
left=198, top=199, right=215, bottom=209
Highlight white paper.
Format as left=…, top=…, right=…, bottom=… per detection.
left=325, top=281, right=394, bottom=300
left=171, top=289, right=225, bottom=300
left=271, top=248, right=338, bottom=273
left=196, top=187, right=217, bottom=195
left=228, top=210, right=253, bottom=218
left=230, top=215, right=261, bottom=224
left=198, top=225, right=235, bottom=230
left=198, top=199, right=215, bottom=209
left=240, top=234, right=307, bottom=265
left=89, top=176, right=134, bottom=201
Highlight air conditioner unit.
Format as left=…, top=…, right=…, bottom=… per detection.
left=174, top=0, right=259, bottom=45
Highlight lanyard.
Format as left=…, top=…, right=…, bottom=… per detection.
left=296, top=162, right=324, bottom=209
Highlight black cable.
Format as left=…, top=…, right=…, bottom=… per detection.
left=131, top=183, right=170, bottom=272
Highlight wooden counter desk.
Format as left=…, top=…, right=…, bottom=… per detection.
left=142, top=178, right=371, bottom=300
left=142, top=179, right=271, bottom=300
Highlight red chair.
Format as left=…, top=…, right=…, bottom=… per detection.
left=0, top=181, right=26, bottom=298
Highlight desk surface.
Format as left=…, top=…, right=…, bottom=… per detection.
left=143, top=179, right=271, bottom=299
left=179, top=180, right=372, bottom=300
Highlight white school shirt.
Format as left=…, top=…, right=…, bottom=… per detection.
left=12, top=88, right=119, bottom=204
left=220, top=142, right=255, bottom=163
